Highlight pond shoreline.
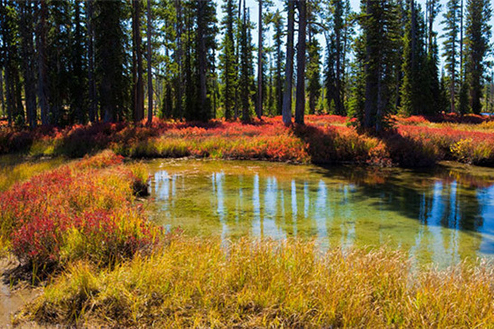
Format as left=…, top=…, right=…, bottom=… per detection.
left=1, top=152, right=494, bottom=327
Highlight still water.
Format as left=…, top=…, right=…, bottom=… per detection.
left=148, top=159, right=494, bottom=267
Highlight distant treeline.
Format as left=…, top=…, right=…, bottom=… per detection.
left=0, top=0, right=492, bottom=131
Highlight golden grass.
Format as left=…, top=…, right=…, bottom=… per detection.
left=18, top=237, right=494, bottom=328
left=0, top=155, right=66, bottom=191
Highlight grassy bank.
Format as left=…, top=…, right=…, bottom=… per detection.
left=1, top=114, right=493, bottom=167
left=16, top=238, right=494, bottom=328
left=1, top=152, right=494, bottom=327
left=0, top=151, right=162, bottom=272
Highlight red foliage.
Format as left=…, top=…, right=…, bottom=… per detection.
left=1, top=114, right=494, bottom=167
left=1, top=152, right=161, bottom=267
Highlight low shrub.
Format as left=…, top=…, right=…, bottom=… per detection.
left=0, top=151, right=161, bottom=270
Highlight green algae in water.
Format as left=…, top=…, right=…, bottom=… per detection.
left=147, top=159, right=494, bottom=267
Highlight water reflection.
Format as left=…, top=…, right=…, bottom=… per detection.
left=149, top=160, right=494, bottom=266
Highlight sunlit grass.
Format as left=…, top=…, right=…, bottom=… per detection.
left=0, top=155, right=66, bottom=191
left=17, top=237, right=494, bottom=328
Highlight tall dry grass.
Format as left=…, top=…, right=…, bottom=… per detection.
left=19, top=238, right=494, bottom=328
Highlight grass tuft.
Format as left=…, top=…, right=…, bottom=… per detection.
left=17, top=238, right=494, bottom=328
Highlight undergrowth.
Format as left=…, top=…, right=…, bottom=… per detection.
left=1, top=115, right=493, bottom=167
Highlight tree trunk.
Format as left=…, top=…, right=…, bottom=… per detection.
left=364, top=0, right=377, bottom=129
left=197, top=0, right=208, bottom=119
left=37, top=0, right=49, bottom=125
left=174, top=0, right=183, bottom=118
left=460, top=0, right=463, bottom=82
left=132, top=0, right=144, bottom=123
left=147, top=0, right=153, bottom=125
left=294, top=0, right=306, bottom=125
left=20, top=1, right=37, bottom=127
left=87, top=0, right=97, bottom=123
left=282, top=0, right=294, bottom=126
left=0, top=69, right=4, bottom=118
left=257, top=0, right=263, bottom=119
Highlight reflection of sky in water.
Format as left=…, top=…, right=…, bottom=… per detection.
left=149, top=162, right=494, bottom=267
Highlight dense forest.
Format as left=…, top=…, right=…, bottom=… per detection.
left=0, top=0, right=492, bottom=132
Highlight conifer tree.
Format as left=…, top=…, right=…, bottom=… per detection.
left=324, top=0, right=350, bottom=116
left=400, top=1, right=430, bottom=116
left=94, top=0, right=129, bottom=122
left=282, top=0, right=294, bottom=125
left=220, top=0, right=238, bottom=120
left=360, top=0, right=401, bottom=132
left=307, top=1, right=321, bottom=115
left=271, top=9, right=284, bottom=116
left=464, top=0, right=492, bottom=114
left=0, top=0, right=23, bottom=126
left=18, top=0, right=37, bottom=127
left=294, top=0, right=307, bottom=125
left=442, top=0, right=461, bottom=113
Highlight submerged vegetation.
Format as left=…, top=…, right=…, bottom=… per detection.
left=1, top=114, right=494, bottom=168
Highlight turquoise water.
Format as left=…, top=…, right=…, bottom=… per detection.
left=148, top=159, right=494, bottom=267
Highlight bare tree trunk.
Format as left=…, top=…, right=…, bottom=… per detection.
left=174, top=0, right=183, bottom=118
left=147, top=0, right=153, bottom=125
left=0, top=69, right=4, bottom=118
left=257, top=0, right=263, bottom=119
left=197, top=1, right=208, bottom=118
left=37, top=0, right=49, bottom=125
left=411, top=0, right=416, bottom=71
left=363, top=0, right=376, bottom=129
left=282, top=0, right=294, bottom=126
left=294, top=0, right=306, bottom=125
left=20, top=1, right=37, bottom=127
left=132, top=0, right=144, bottom=123
left=87, top=0, right=97, bottom=123
left=460, top=0, right=463, bottom=82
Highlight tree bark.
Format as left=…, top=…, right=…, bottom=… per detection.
left=87, top=0, right=97, bottom=123
left=363, top=0, right=377, bottom=129
left=0, top=69, right=4, bottom=119
left=197, top=0, right=208, bottom=119
left=132, top=0, right=144, bottom=122
left=257, top=0, right=263, bottom=119
left=37, top=0, right=49, bottom=125
left=282, top=0, right=294, bottom=126
left=147, top=0, right=153, bottom=125
left=20, top=1, right=37, bottom=127
left=294, top=0, right=306, bottom=125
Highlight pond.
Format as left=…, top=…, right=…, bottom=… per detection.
left=148, top=159, right=494, bottom=268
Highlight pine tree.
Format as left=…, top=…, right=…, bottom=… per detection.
left=360, top=0, right=401, bottom=132
left=294, top=0, right=307, bottom=125
left=69, top=0, right=87, bottom=125
left=282, top=0, right=294, bottom=125
left=400, top=1, right=430, bottom=116
left=324, top=0, right=350, bottom=116
left=132, top=0, right=145, bottom=122
left=0, top=0, right=24, bottom=126
left=87, top=0, right=97, bottom=123
left=442, top=0, right=460, bottom=113
left=94, top=0, right=129, bottom=122
left=271, top=9, right=284, bottom=116
left=306, top=1, right=321, bottom=115
left=239, top=1, right=252, bottom=122
left=220, top=0, right=238, bottom=120
left=464, top=0, right=492, bottom=114
left=18, top=0, right=37, bottom=127
left=146, top=0, right=153, bottom=125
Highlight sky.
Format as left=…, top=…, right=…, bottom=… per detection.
left=215, top=0, right=494, bottom=72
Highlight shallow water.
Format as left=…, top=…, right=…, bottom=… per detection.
left=148, top=159, right=494, bottom=267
